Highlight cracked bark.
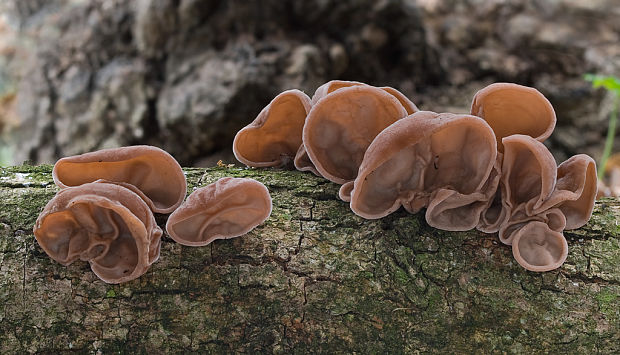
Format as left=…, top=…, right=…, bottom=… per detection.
left=0, top=164, right=619, bottom=353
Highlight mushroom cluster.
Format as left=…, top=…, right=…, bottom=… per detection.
left=34, top=146, right=272, bottom=283
left=233, top=81, right=597, bottom=272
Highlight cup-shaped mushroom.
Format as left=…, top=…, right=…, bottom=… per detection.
left=349, top=111, right=497, bottom=225
left=499, top=207, right=566, bottom=245
left=536, top=154, right=597, bottom=230
left=233, top=89, right=312, bottom=168
left=166, top=177, right=272, bottom=246
left=311, top=80, right=418, bottom=114
left=52, top=145, right=186, bottom=214
left=511, top=221, right=568, bottom=272
left=470, top=83, right=556, bottom=151
left=310, top=80, right=365, bottom=105
left=303, top=85, right=408, bottom=184
left=501, top=135, right=557, bottom=217
left=33, top=182, right=162, bottom=284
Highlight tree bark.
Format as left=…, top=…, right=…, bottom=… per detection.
left=0, top=164, right=618, bottom=353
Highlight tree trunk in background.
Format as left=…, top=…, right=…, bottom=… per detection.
left=6, top=0, right=620, bottom=166
left=0, top=164, right=618, bottom=353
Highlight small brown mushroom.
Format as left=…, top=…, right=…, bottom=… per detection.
left=311, top=80, right=419, bottom=114
left=33, top=182, right=162, bottom=284
left=165, top=178, right=272, bottom=246
left=494, top=135, right=557, bottom=244
left=53, top=145, right=186, bottom=214
left=297, top=80, right=417, bottom=178
left=310, top=80, right=364, bottom=105
left=511, top=221, right=568, bottom=272
left=302, top=85, right=408, bottom=185
left=233, top=89, right=312, bottom=168
left=349, top=111, right=497, bottom=231
left=499, top=207, right=567, bottom=247
left=536, top=154, right=597, bottom=230
left=470, top=83, right=556, bottom=151
left=501, top=135, right=557, bottom=216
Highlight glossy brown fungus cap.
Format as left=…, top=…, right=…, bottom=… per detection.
left=537, top=154, right=597, bottom=230
left=33, top=182, right=162, bottom=284
left=495, top=135, right=558, bottom=244
left=511, top=221, right=568, bottom=272
left=165, top=178, right=272, bottom=246
left=311, top=80, right=418, bottom=114
left=303, top=85, right=408, bottom=185
left=233, top=89, right=312, bottom=168
left=52, top=145, right=186, bottom=214
left=470, top=83, right=556, bottom=152
left=349, top=111, right=497, bottom=231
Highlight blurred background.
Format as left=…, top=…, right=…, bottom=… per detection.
left=0, top=0, right=619, bottom=168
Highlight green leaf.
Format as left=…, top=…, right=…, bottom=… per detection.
left=584, top=74, right=620, bottom=94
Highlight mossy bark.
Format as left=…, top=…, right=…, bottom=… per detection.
left=0, top=164, right=618, bottom=353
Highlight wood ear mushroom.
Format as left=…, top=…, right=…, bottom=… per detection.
left=33, top=182, right=163, bottom=284
left=166, top=178, right=272, bottom=247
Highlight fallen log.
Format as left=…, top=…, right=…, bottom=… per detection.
left=0, top=164, right=618, bottom=353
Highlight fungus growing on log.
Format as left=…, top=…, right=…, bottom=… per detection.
left=233, top=90, right=312, bottom=168
left=470, top=82, right=556, bottom=151
left=479, top=134, right=597, bottom=271
left=348, top=111, right=497, bottom=231
left=302, top=85, right=408, bottom=189
left=53, top=145, right=186, bottom=214
left=166, top=178, right=272, bottom=246
left=511, top=221, right=569, bottom=272
left=33, top=182, right=163, bottom=284
left=493, top=135, right=597, bottom=246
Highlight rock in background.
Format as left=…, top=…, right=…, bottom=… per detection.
left=3, top=0, right=620, bottom=165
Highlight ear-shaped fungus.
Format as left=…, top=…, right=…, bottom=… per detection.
left=233, top=89, right=312, bottom=168
left=297, top=81, right=417, bottom=178
left=483, top=134, right=597, bottom=271
left=310, top=80, right=419, bottom=114
left=303, top=85, right=408, bottom=186
left=33, top=182, right=162, bottom=284
left=166, top=178, right=272, bottom=246
left=537, top=154, right=597, bottom=229
left=52, top=145, right=186, bottom=214
left=470, top=83, right=556, bottom=151
left=511, top=221, right=568, bottom=272
left=349, top=111, right=498, bottom=231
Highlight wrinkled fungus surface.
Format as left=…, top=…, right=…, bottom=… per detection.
left=53, top=145, right=186, bottom=213
left=349, top=111, right=497, bottom=231
left=33, top=182, right=162, bottom=284
left=471, top=82, right=556, bottom=151
left=303, top=85, right=408, bottom=184
left=233, top=89, right=312, bottom=168
left=166, top=178, right=272, bottom=246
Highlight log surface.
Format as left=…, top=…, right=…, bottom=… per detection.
left=0, top=164, right=619, bottom=353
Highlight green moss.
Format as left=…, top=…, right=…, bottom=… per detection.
left=595, top=288, right=619, bottom=320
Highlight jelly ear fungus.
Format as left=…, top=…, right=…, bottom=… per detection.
left=52, top=145, right=186, bottom=214
left=33, top=182, right=163, bottom=284
left=166, top=178, right=272, bottom=247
